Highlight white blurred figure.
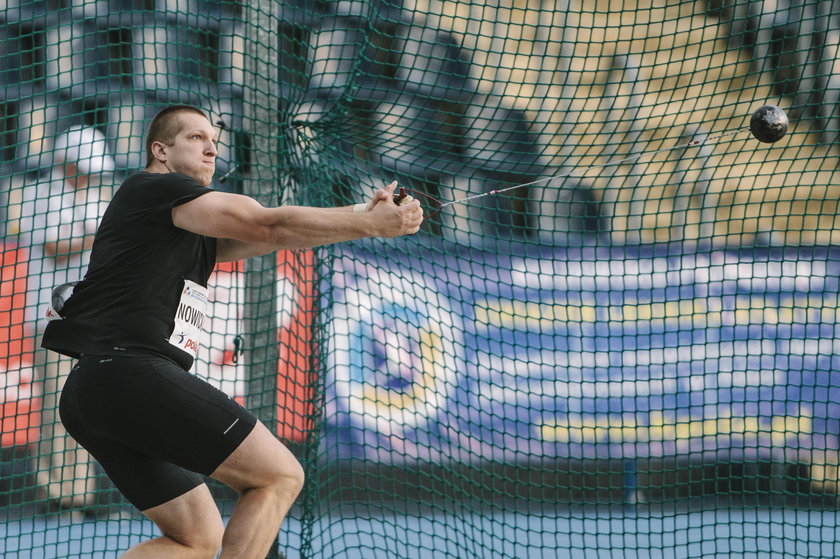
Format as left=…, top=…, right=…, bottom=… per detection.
left=13, top=125, right=117, bottom=513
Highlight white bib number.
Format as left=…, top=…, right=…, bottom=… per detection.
left=168, top=279, right=208, bottom=359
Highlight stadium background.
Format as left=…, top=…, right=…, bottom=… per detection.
left=3, top=0, right=840, bottom=557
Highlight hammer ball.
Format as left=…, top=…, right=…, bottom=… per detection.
left=750, top=105, right=789, bottom=143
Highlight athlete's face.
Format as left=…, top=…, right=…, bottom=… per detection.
left=157, top=112, right=218, bottom=186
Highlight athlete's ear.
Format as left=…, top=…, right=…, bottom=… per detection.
left=151, top=140, right=168, bottom=163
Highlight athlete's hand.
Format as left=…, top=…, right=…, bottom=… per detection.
left=368, top=181, right=424, bottom=237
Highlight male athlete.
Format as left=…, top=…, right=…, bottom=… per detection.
left=42, top=104, right=423, bottom=558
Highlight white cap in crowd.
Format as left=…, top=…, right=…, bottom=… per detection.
left=53, top=125, right=116, bottom=175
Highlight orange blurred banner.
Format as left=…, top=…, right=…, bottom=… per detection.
left=276, top=249, right=315, bottom=443
left=0, top=243, right=39, bottom=447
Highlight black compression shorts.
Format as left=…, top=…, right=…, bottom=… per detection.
left=59, top=354, right=257, bottom=511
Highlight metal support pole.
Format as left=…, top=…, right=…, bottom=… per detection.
left=242, top=0, right=279, bottom=423
left=242, top=1, right=281, bottom=557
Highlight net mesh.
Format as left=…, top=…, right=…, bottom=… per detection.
left=2, top=0, right=840, bottom=557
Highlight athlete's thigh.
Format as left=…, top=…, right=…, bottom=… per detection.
left=210, top=420, right=303, bottom=493
left=62, top=354, right=256, bottom=475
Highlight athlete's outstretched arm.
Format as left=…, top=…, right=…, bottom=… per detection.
left=172, top=181, right=423, bottom=262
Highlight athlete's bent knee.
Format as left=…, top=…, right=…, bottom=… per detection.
left=199, top=524, right=225, bottom=558
left=175, top=524, right=224, bottom=558
left=260, top=454, right=304, bottom=503
left=159, top=515, right=224, bottom=558
left=282, top=457, right=305, bottom=499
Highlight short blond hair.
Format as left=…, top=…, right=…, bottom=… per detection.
left=145, top=105, right=208, bottom=167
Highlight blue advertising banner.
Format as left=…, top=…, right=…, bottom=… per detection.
left=324, top=244, right=840, bottom=463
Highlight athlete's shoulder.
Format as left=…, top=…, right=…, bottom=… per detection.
left=121, top=170, right=201, bottom=189
left=115, top=171, right=210, bottom=202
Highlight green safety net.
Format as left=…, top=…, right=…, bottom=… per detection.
left=2, top=0, right=840, bottom=557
